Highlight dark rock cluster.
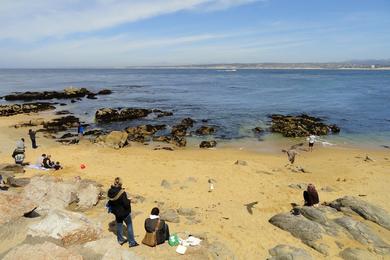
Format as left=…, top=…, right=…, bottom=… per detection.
left=0, top=103, right=56, bottom=117
left=270, top=114, right=340, bottom=137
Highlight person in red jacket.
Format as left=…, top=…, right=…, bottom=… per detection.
left=107, top=177, right=139, bottom=247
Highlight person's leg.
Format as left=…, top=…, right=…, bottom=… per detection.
left=124, top=214, right=137, bottom=246
left=303, top=191, right=311, bottom=206
left=32, top=138, right=37, bottom=149
left=116, top=221, right=126, bottom=244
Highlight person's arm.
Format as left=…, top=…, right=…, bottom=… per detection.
left=122, top=192, right=131, bottom=210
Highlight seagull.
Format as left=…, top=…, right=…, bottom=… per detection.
left=244, top=201, right=258, bottom=215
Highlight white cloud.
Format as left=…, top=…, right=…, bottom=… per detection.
left=0, top=0, right=259, bottom=40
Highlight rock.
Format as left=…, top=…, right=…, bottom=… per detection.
left=97, top=89, right=112, bottom=95
left=196, top=126, right=216, bottom=135
left=84, top=129, right=105, bottom=136
left=126, top=124, right=166, bottom=142
left=161, top=179, right=171, bottom=189
left=0, top=192, right=37, bottom=225
left=28, top=209, right=101, bottom=246
left=6, top=177, right=30, bottom=187
left=160, top=209, right=180, bottom=223
left=200, top=140, right=217, bottom=148
left=0, top=164, right=25, bottom=174
left=55, top=110, right=72, bottom=115
left=14, top=118, right=46, bottom=128
left=252, top=127, right=264, bottom=134
left=171, top=118, right=196, bottom=137
left=4, top=88, right=92, bottom=101
left=2, top=242, right=83, bottom=260
left=329, top=196, right=390, bottom=230
left=181, top=117, right=196, bottom=128
left=334, top=217, right=390, bottom=255
left=177, top=207, right=196, bottom=217
left=95, top=108, right=152, bottom=123
left=339, top=248, right=377, bottom=260
left=288, top=183, right=308, bottom=190
left=42, top=115, right=80, bottom=133
left=234, top=160, right=248, bottom=166
left=23, top=176, right=102, bottom=214
left=270, top=114, right=340, bottom=137
left=95, top=131, right=128, bottom=149
left=153, top=146, right=174, bottom=151
left=153, top=109, right=173, bottom=118
left=268, top=244, right=313, bottom=260
left=269, top=213, right=327, bottom=255
left=86, top=93, right=97, bottom=99
left=0, top=102, right=55, bottom=117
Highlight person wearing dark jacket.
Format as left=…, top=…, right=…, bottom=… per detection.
left=303, top=183, right=320, bottom=206
left=107, top=177, right=138, bottom=247
left=144, top=207, right=170, bottom=245
left=29, top=129, right=38, bottom=149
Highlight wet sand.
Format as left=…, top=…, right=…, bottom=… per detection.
left=1, top=112, right=390, bottom=259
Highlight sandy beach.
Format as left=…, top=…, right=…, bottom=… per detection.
left=1, top=111, right=389, bottom=259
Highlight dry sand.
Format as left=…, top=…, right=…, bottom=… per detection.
left=1, top=112, right=390, bottom=259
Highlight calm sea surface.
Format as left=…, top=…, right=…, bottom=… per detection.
left=0, top=69, right=389, bottom=148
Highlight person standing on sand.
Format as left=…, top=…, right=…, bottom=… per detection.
left=307, top=133, right=317, bottom=152
left=29, top=129, right=38, bottom=149
left=107, top=177, right=139, bottom=247
left=303, top=184, right=319, bottom=206
left=77, top=123, right=84, bottom=137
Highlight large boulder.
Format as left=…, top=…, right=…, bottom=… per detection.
left=23, top=176, right=102, bottom=214
left=2, top=241, right=83, bottom=260
left=125, top=124, right=166, bottom=142
left=268, top=244, right=313, bottom=260
left=95, top=108, right=151, bottom=123
left=28, top=209, right=101, bottom=246
left=0, top=103, right=55, bottom=117
left=270, top=114, right=340, bottom=137
left=0, top=192, right=37, bottom=225
left=42, top=115, right=80, bottom=133
left=200, top=140, right=217, bottom=148
left=330, top=196, right=390, bottom=230
left=95, top=131, right=129, bottom=149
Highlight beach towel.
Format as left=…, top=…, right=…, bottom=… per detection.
left=27, top=164, right=50, bottom=171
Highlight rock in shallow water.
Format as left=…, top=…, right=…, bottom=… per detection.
left=200, top=140, right=217, bottom=148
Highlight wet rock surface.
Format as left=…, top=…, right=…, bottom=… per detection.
left=125, top=124, right=166, bottom=142
left=3, top=87, right=111, bottom=101
left=200, top=140, right=217, bottom=148
left=269, top=197, right=390, bottom=257
left=270, top=114, right=340, bottom=137
left=95, top=107, right=152, bottom=123
left=196, top=125, right=216, bottom=135
left=0, top=102, right=55, bottom=117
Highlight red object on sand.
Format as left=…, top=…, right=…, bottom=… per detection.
left=80, top=164, right=86, bottom=169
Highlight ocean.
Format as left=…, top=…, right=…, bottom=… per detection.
left=0, top=68, right=389, bottom=149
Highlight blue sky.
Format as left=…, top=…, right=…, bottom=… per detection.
left=0, top=0, right=389, bottom=67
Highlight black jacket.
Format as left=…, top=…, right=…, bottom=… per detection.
left=144, top=218, right=169, bottom=245
left=107, top=186, right=131, bottom=223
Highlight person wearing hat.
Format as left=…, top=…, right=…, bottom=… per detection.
left=107, top=177, right=138, bottom=247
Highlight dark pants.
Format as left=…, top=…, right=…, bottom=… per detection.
left=31, top=138, right=37, bottom=149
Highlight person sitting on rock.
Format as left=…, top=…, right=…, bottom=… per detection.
left=12, top=148, right=25, bottom=165
left=107, top=177, right=139, bottom=247
left=144, top=207, right=170, bottom=246
left=303, top=184, right=319, bottom=206
left=42, top=155, right=54, bottom=169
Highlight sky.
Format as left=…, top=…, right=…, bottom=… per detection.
left=0, top=0, right=389, bottom=67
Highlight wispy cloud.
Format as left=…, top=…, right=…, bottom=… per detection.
left=0, top=0, right=259, bottom=41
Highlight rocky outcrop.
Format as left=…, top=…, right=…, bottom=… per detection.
left=268, top=244, right=313, bottom=260
left=23, top=176, right=102, bottom=214
left=200, top=140, right=217, bottom=148
left=0, top=102, right=55, bottom=117
left=270, top=114, right=340, bottom=137
left=269, top=198, right=390, bottom=257
left=196, top=125, right=216, bottom=135
left=2, top=242, right=83, bottom=260
left=339, top=248, right=377, bottom=260
left=95, top=108, right=152, bottom=123
left=41, top=115, right=80, bottom=133
left=125, top=124, right=166, bottom=142
left=160, top=208, right=180, bottom=223
left=0, top=192, right=37, bottom=225
left=95, top=131, right=129, bottom=149
left=3, top=87, right=111, bottom=101
left=28, top=209, right=102, bottom=246
left=329, top=196, right=390, bottom=230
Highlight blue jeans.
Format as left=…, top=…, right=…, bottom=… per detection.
left=116, top=214, right=137, bottom=245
